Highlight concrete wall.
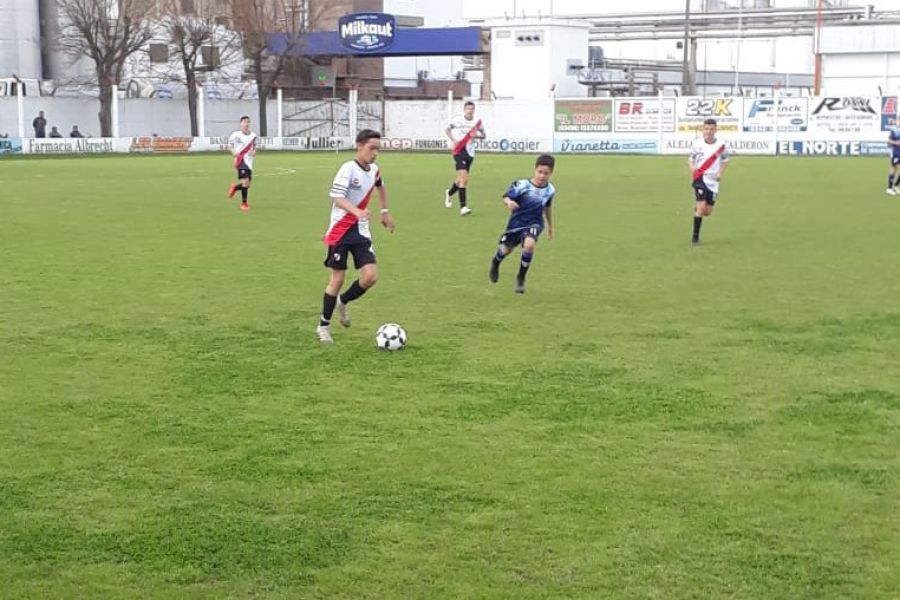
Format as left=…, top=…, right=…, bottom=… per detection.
left=0, top=97, right=277, bottom=138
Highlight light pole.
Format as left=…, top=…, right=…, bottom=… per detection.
left=682, top=0, right=691, bottom=95
left=734, top=0, right=743, bottom=95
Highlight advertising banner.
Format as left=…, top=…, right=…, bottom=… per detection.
left=554, top=139, right=658, bottom=154
left=661, top=136, right=774, bottom=156
left=881, top=96, right=898, bottom=131
left=554, top=99, right=612, bottom=133
left=860, top=141, right=888, bottom=156
left=742, top=97, right=808, bottom=133
left=24, top=138, right=130, bottom=154
left=0, top=137, right=22, bottom=155
left=808, top=97, right=881, bottom=137
left=777, top=140, right=861, bottom=156
left=676, top=97, right=741, bottom=132
left=614, top=98, right=676, bottom=133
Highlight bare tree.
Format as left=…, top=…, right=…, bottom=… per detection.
left=163, top=7, right=242, bottom=135
left=58, top=0, right=155, bottom=137
left=242, top=0, right=323, bottom=136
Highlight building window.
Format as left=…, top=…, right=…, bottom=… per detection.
left=284, top=0, right=309, bottom=31
left=201, top=45, right=221, bottom=69
left=150, top=43, right=169, bottom=63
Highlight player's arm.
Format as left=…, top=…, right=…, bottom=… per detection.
left=888, top=134, right=900, bottom=147
left=503, top=195, right=519, bottom=212
left=475, top=124, right=486, bottom=139
left=445, top=125, right=456, bottom=143
left=544, top=205, right=553, bottom=240
left=333, top=196, right=370, bottom=220
left=718, top=157, right=729, bottom=180
left=375, top=177, right=395, bottom=233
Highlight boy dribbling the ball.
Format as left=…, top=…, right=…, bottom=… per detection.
left=489, top=154, right=556, bottom=294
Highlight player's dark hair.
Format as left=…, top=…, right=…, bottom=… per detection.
left=356, top=129, right=382, bottom=144
left=535, top=154, right=555, bottom=171
left=464, top=100, right=475, bottom=108
left=240, top=115, right=250, bottom=122
left=704, top=118, right=717, bottom=126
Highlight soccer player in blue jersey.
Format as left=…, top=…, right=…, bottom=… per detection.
left=489, top=154, right=556, bottom=294
left=887, top=119, right=900, bottom=195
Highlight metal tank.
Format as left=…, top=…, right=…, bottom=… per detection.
left=0, top=0, right=43, bottom=79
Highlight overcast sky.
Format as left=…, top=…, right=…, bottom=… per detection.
left=463, top=0, right=900, bottom=19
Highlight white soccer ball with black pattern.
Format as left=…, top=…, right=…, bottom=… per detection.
left=375, top=323, right=407, bottom=351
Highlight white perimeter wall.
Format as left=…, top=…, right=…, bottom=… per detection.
left=0, top=97, right=277, bottom=138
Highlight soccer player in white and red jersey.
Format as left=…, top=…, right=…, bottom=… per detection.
left=689, top=118, right=729, bottom=245
left=444, top=100, right=486, bottom=216
left=227, top=115, right=256, bottom=211
left=316, top=129, right=396, bottom=344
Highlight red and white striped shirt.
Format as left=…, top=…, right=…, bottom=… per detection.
left=228, top=130, right=256, bottom=169
left=324, top=160, right=382, bottom=246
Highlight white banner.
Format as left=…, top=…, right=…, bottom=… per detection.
left=807, top=96, right=882, bottom=137
left=614, top=98, right=675, bottom=133
left=676, top=97, right=741, bottom=133
left=742, top=97, right=809, bottom=133
left=661, top=135, right=774, bottom=156
left=23, top=137, right=132, bottom=154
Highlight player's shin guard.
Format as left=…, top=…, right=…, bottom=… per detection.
left=692, top=216, right=703, bottom=241
left=339, top=280, right=367, bottom=304
left=320, top=293, right=337, bottom=327
left=517, top=251, right=533, bottom=281
left=241, top=186, right=249, bottom=202
left=889, top=174, right=895, bottom=189
left=458, top=188, right=467, bottom=208
left=448, top=183, right=459, bottom=196
left=494, top=248, right=507, bottom=262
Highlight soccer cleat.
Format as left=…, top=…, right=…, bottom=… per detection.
left=489, top=260, right=499, bottom=283
left=444, top=188, right=452, bottom=208
left=316, top=325, right=333, bottom=344
left=240, top=203, right=250, bottom=212
left=460, top=206, right=472, bottom=216
left=228, top=183, right=238, bottom=198
left=692, top=238, right=700, bottom=246
left=336, top=298, right=351, bottom=327
left=887, top=188, right=898, bottom=196
left=514, top=277, right=526, bottom=294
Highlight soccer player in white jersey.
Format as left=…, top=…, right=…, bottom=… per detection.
left=316, top=129, right=396, bottom=344
left=444, top=100, right=486, bottom=216
left=227, top=115, right=256, bottom=211
left=689, top=118, right=729, bottom=245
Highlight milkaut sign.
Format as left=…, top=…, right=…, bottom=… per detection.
left=338, top=13, right=396, bottom=53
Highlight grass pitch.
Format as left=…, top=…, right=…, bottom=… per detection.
left=1, top=151, right=898, bottom=598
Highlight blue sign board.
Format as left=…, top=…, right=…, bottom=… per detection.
left=339, top=13, right=396, bottom=53
left=269, top=25, right=483, bottom=57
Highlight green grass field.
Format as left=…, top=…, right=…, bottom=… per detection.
left=1, top=150, right=898, bottom=598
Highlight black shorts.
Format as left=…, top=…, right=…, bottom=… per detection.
left=692, top=179, right=716, bottom=205
left=453, top=150, right=474, bottom=172
left=892, top=154, right=900, bottom=166
left=324, top=241, right=376, bottom=270
left=236, top=160, right=252, bottom=180
left=499, top=225, right=543, bottom=248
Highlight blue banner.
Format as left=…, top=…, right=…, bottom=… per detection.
left=270, top=26, right=484, bottom=57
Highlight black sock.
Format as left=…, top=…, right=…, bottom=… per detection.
left=320, top=293, right=337, bottom=327
left=339, top=280, right=367, bottom=304
left=459, top=188, right=467, bottom=208
left=517, top=251, right=533, bottom=281
left=890, top=174, right=895, bottom=188
left=241, top=186, right=248, bottom=202
left=693, top=216, right=703, bottom=240
left=448, top=183, right=459, bottom=196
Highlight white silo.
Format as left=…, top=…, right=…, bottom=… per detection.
left=0, top=0, right=43, bottom=79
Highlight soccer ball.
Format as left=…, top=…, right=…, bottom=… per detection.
left=375, top=323, right=407, bottom=351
